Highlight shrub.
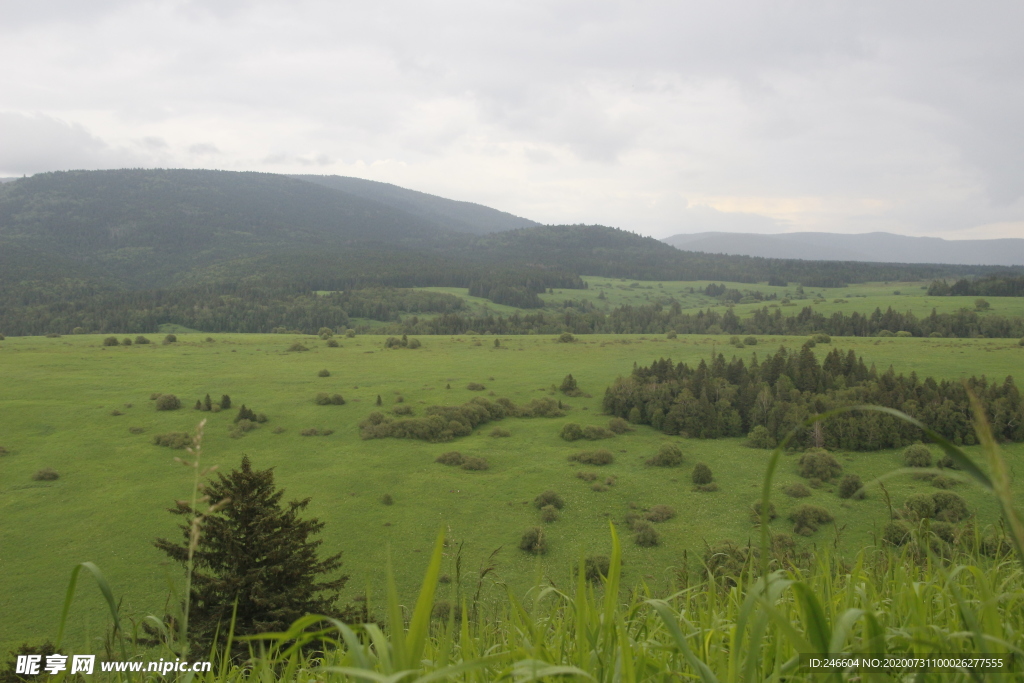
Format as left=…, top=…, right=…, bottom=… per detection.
left=300, top=428, right=332, bottom=436
left=393, top=405, right=413, bottom=416
left=155, top=394, right=181, bottom=411
left=461, top=456, right=489, bottom=471
left=431, top=601, right=461, bottom=622
left=568, top=449, right=614, bottom=465
left=576, top=471, right=598, bottom=481
left=557, top=332, right=575, bottom=343
left=219, top=394, right=231, bottom=410
left=436, top=452, right=465, bottom=466
left=130, top=335, right=149, bottom=345
left=381, top=493, right=393, bottom=505
left=345, top=329, right=356, bottom=338
left=466, top=383, right=486, bottom=391
left=110, top=409, right=123, bottom=416
left=128, top=426, right=144, bottom=434
left=234, top=405, right=258, bottom=423
left=646, top=443, right=683, bottom=467
left=798, top=449, right=842, bottom=481
left=633, top=521, right=659, bottom=547
left=743, top=336, right=757, bottom=345
left=326, top=338, right=339, bottom=347
left=691, top=462, right=713, bottom=485
left=540, top=505, right=559, bottom=522
left=407, top=338, right=422, bottom=349
left=903, top=444, right=932, bottom=468
left=933, top=491, right=969, bottom=522
left=746, top=425, right=775, bottom=449
left=666, top=330, right=678, bottom=339
left=519, top=527, right=547, bottom=554
left=883, top=520, right=912, bottom=546
left=812, top=333, right=831, bottom=343
left=272, top=426, right=285, bottom=433
left=937, top=454, right=958, bottom=470
left=534, top=490, right=564, bottom=509
left=790, top=504, right=833, bottom=535
left=287, top=343, right=309, bottom=352
left=560, top=422, right=584, bottom=441
left=102, top=336, right=119, bottom=346
left=163, top=334, right=177, bottom=343
left=837, top=474, right=865, bottom=499
left=582, top=555, right=610, bottom=582
left=32, top=468, right=59, bottom=481
left=229, top=419, right=259, bottom=438
left=749, top=501, right=777, bottom=524
left=489, top=427, right=510, bottom=437
left=591, top=483, right=608, bottom=492
left=607, top=417, right=631, bottom=434
left=703, top=541, right=748, bottom=586
left=560, top=374, right=582, bottom=396
left=645, top=504, right=676, bottom=522
left=318, top=327, right=334, bottom=339
left=153, top=432, right=193, bottom=449
left=122, top=337, right=133, bottom=346
left=582, top=425, right=615, bottom=440
left=318, top=369, right=331, bottom=377
left=877, top=329, right=894, bottom=337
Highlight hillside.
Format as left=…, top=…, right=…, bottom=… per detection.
left=663, top=231, right=1024, bottom=266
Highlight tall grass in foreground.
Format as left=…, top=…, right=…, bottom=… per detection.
left=50, top=399, right=1024, bottom=682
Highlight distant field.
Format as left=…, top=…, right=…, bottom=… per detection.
left=1, top=332, right=1022, bottom=653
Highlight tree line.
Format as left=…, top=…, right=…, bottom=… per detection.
left=928, top=275, right=1024, bottom=297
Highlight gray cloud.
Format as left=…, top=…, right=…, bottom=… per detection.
left=0, top=1, right=1021, bottom=239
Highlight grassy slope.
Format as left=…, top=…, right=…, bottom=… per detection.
left=1, top=332, right=1022, bottom=653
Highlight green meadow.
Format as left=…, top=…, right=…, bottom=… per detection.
left=1, top=331, right=1023, bottom=654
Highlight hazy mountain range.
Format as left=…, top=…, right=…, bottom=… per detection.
left=663, top=231, right=1024, bottom=266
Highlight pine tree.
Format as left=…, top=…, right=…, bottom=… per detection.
left=220, top=395, right=231, bottom=410
left=153, top=456, right=347, bottom=654
left=204, top=393, right=213, bottom=411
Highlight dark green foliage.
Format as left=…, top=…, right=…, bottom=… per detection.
left=560, top=374, right=582, bottom=396
left=102, top=336, right=119, bottom=346
left=746, top=425, right=775, bottom=449
left=633, top=521, right=659, bottom=547
left=430, top=601, right=462, bottom=622
left=666, top=330, right=677, bottom=339
left=645, top=504, right=676, bottom=522
left=607, top=417, right=631, bottom=434
left=557, top=332, right=575, bottom=343
left=0, top=641, right=62, bottom=683
left=234, top=405, right=258, bottom=423
left=287, top=342, right=309, bottom=352
left=932, top=491, right=969, bottom=522
left=798, top=449, right=842, bottom=481
left=318, top=369, right=331, bottom=377
left=318, top=327, right=333, bottom=339
left=300, top=428, right=333, bottom=436
left=883, top=520, right=912, bottom=546
left=691, top=462, right=713, bottom=485
left=783, top=482, right=811, bottom=498
left=581, top=555, right=610, bottom=583
left=582, top=425, right=615, bottom=440
left=576, top=471, right=598, bottom=481
left=560, top=423, right=584, bottom=441
left=489, top=427, right=510, bottom=437
left=361, top=396, right=561, bottom=443
left=153, top=456, right=347, bottom=655
left=381, top=493, right=393, bottom=506
left=152, top=432, right=193, bottom=449
left=393, top=405, right=413, bottom=416
left=790, top=505, right=834, bottom=535
left=466, top=382, right=486, bottom=391
left=194, top=400, right=203, bottom=410
left=435, top=452, right=465, bottom=466
left=749, top=501, right=777, bottom=524
left=460, top=456, right=489, bottom=471
left=703, top=541, right=748, bottom=586
left=0, top=446, right=8, bottom=456
left=534, top=490, right=564, bottom=510
left=229, top=419, right=259, bottom=439
left=568, top=449, right=614, bottom=466
left=744, top=336, right=758, bottom=345
left=163, top=334, right=177, bottom=343
left=122, top=337, right=132, bottom=345
left=540, top=504, right=559, bottom=522
left=204, top=393, right=212, bottom=411
left=646, top=443, right=683, bottom=467
left=376, top=395, right=383, bottom=406
left=155, top=394, right=181, bottom=411
left=519, top=527, right=547, bottom=554
left=837, top=474, right=865, bottom=499
left=315, top=393, right=346, bottom=405
left=134, top=335, right=150, bottom=344
left=220, top=394, right=231, bottom=409
left=31, top=468, right=59, bottom=481
left=326, top=338, right=339, bottom=347
left=903, top=444, right=932, bottom=468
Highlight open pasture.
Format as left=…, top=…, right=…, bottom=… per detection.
left=1, top=332, right=1022, bottom=652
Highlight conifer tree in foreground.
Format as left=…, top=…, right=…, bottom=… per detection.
left=154, top=456, right=347, bottom=653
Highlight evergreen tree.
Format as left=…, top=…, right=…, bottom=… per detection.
left=153, top=456, right=347, bottom=654
left=220, top=394, right=231, bottom=410
left=204, top=394, right=213, bottom=411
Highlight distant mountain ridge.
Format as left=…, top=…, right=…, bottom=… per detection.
left=663, top=231, right=1024, bottom=266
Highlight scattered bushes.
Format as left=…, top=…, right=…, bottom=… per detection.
left=837, top=474, right=865, bottom=499
left=32, top=468, right=59, bottom=481
left=646, top=443, right=683, bottom=467
left=155, top=394, right=181, bottom=411
left=743, top=336, right=758, bottom=345
left=798, top=449, right=842, bottom=481
left=384, top=335, right=422, bottom=349
left=122, top=338, right=132, bottom=346
left=360, top=396, right=564, bottom=442
left=540, top=505, right=559, bottom=523
left=519, top=527, right=547, bottom=554
left=790, top=504, right=834, bottom=536
left=568, top=449, right=614, bottom=465
left=435, top=452, right=465, bottom=466
left=746, top=425, right=775, bottom=449
left=489, top=427, right=510, bottom=437
left=645, top=505, right=676, bottom=522
left=932, top=491, right=970, bottom=523
left=633, top=521, right=660, bottom=547
left=534, top=490, right=564, bottom=510
left=314, top=393, right=346, bottom=405
left=102, top=336, right=119, bottom=346
left=234, top=405, right=259, bottom=422
left=152, top=432, right=193, bottom=449
left=903, top=443, right=932, bottom=468
left=460, top=456, right=489, bottom=471
left=318, top=369, right=331, bottom=377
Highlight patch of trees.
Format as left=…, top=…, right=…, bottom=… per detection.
left=928, top=275, right=1024, bottom=297
left=360, top=396, right=566, bottom=442
left=603, top=345, right=1024, bottom=450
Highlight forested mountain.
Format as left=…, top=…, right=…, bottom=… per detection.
left=664, top=231, right=1024, bottom=267
left=292, top=174, right=538, bottom=235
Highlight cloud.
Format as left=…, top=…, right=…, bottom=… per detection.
left=0, top=112, right=141, bottom=175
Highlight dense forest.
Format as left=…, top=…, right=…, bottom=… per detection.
left=928, top=276, right=1024, bottom=297
left=602, top=345, right=1023, bottom=450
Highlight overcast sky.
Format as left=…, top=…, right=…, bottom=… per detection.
left=2, top=1, right=1022, bottom=239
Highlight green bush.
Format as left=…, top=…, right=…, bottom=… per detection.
left=489, top=427, right=510, bottom=437
left=666, top=330, right=677, bottom=339
left=903, top=444, right=932, bottom=468
left=812, top=333, right=831, bottom=343
left=122, top=338, right=133, bottom=346
left=691, top=462, right=713, bottom=485
left=837, top=474, right=865, bottom=499
left=540, top=505, right=559, bottom=523
left=102, top=336, right=119, bottom=346
left=798, top=449, right=842, bottom=481
left=895, top=330, right=913, bottom=337
left=318, top=327, right=334, bottom=339
left=582, top=425, right=615, bottom=440
left=576, top=471, right=597, bottom=481
left=568, top=450, right=614, bottom=465
left=903, top=493, right=936, bottom=522
left=607, top=417, right=631, bottom=434
left=645, top=504, right=676, bottom=522
left=435, top=452, right=465, bottom=466
left=466, top=382, right=486, bottom=391
left=128, top=426, right=144, bottom=434
left=790, top=504, right=833, bottom=535
left=345, top=329, right=356, bottom=338
left=933, top=491, right=969, bottom=523
left=155, top=394, right=181, bottom=411
left=749, top=500, right=777, bottom=524
left=519, top=527, right=547, bottom=554
left=883, top=520, right=912, bottom=546
left=560, top=423, right=584, bottom=441
left=557, top=332, right=576, bottom=343
left=534, top=490, right=564, bottom=510
left=381, top=493, right=394, bottom=506
left=877, top=329, right=894, bottom=337
left=220, top=394, right=231, bottom=410
left=646, top=443, right=683, bottom=467
left=318, top=369, right=331, bottom=377
left=163, top=333, right=177, bottom=343
left=743, top=336, right=758, bottom=345
left=134, top=335, right=151, bottom=344
left=746, top=425, right=775, bottom=449
left=633, top=521, right=659, bottom=547
left=461, top=456, right=489, bottom=471
left=703, top=541, right=748, bottom=586
left=300, top=427, right=332, bottom=436
left=153, top=432, right=192, bottom=449
left=560, top=374, right=582, bottom=396
left=32, top=468, right=60, bottom=481
left=407, top=338, right=422, bottom=349
left=229, top=419, right=259, bottom=439
left=326, top=338, right=340, bottom=347
left=393, top=405, right=413, bottom=416
left=581, top=555, right=610, bottom=582
left=287, top=342, right=309, bottom=352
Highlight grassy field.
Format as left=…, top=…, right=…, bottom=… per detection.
left=1, top=332, right=1023, bottom=654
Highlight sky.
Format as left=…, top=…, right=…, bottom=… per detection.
left=1, top=0, right=1022, bottom=240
